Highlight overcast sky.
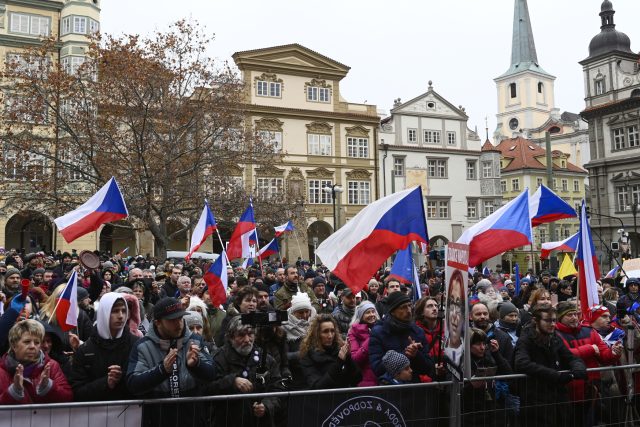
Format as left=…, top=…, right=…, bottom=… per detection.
left=101, top=0, right=639, bottom=139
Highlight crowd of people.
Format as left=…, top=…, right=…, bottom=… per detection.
left=0, top=248, right=638, bottom=426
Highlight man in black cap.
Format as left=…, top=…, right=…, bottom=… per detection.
left=77, top=287, right=95, bottom=322
left=369, top=291, right=435, bottom=382
left=312, top=276, right=334, bottom=314
left=332, top=287, right=356, bottom=336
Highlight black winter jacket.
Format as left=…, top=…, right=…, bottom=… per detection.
left=300, top=344, right=361, bottom=389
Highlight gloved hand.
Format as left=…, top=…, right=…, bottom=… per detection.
left=10, top=295, right=26, bottom=313
left=572, top=370, right=588, bottom=381
left=558, top=371, right=574, bottom=385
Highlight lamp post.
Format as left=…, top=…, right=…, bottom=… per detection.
left=626, top=174, right=639, bottom=258
left=323, top=184, right=343, bottom=232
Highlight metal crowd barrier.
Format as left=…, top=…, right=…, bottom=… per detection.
left=2, top=364, right=640, bottom=427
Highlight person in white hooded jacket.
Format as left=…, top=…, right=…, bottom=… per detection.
left=69, top=292, right=140, bottom=401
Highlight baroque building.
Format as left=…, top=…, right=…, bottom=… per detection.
left=232, top=44, right=379, bottom=262
left=580, top=0, right=640, bottom=270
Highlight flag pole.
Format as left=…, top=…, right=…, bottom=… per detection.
left=215, top=229, right=231, bottom=266
left=293, top=231, right=303, bottom=260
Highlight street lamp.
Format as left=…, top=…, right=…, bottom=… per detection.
left=625, top=174, right=639, bottom=258
left=323, top=184, right=343, bottom=232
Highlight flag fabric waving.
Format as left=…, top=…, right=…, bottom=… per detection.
left=575, top=200, right=601, bottom=318
left=540, top=232, right=579, bottom=259
left=186, top=201, right=217, bottom=261
left=204, top=253, right=228, bottom=308
left=274, top=221, right=294, bottom=237
left=482, top=266, right=491, bottom=276
left=227, top=202, right=256, bottom=260
left=55, top=271, right=79, bottom=331
left=558, top=253, right=578, bottom=279
left=412, top=258, right=422, bottom=303
left=456, top=189, right=532, bottom=267
left=529, top=184, right=577, bottom=226
left=605, top=265, right=620, bottom=279
left=54, top=177, right=128, bottom=243
left=315, top=186, right=428, bottom=294
left=388, top=245, right=415, bottom=284
left=257, top=238, right=279, bottom=258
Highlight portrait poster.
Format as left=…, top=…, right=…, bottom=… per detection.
left=444, top=242, right=470, bottom=380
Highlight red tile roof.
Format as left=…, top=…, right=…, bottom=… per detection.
left=496, top=136, right=587, bottom=174
left=481, top=140, right=501, bottom=152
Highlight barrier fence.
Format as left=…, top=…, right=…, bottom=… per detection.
left=2, top=364, right=640, bottom=427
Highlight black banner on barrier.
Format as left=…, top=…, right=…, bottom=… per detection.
left=286, top=386, right=443, bottom=427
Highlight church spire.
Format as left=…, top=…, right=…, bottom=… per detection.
left=511, top=0, right=538, bottom=67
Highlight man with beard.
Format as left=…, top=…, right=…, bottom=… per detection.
left=274, top=266, right=318, bottom=311
left=3, top=268, right=22, bottom=298
left=311, top=276, right=334, bottom=314
left=206, top=317, right=283, bottom=426
left=470, top=302, right=514, bottom=364
left=332, top=287, right=356, bottom=336
left=495, top=302, right=520, bottom=347
left=269, top=268, right=285, bottom=298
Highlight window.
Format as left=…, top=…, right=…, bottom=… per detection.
left=61, top=17, right=71, bottom=35
left=347, top=137, right=368, bottom=158
left=408, top=129, right=417, bottom=144
left=510, top=83, right=517, bottom=98
left=256, top=178, right=283, bottom=200
left=347, top=181, right=370, bottom=205
left=552, top=178, right=558, bottom=190
left=467, top=200, right=477, bottom=219
left=629, top=126, right=639, bottom=148
left=631, top=184, right=640, bottom=205
left=511, top=178, right=520, bottom=191
left=62, top=56, right=85, bottom=75
left=256, top=80, right=281, bottom=98
left=307, top=86, right=330, bottom=103
left=613, top=128, right=626, bottom=150
left=423, top=130, right=440, bottom=144
left=257, top=130, right=282, bottom=152
left=483, top=201, right=495, bottom=217
left=426, top=200, right=449, bottom=219
left=466, top=161, right=476, bottom=180
left=595, top=79, right=604, bottom=95
left=308, top=180, right=332, bottom=204
left=500, top=180, right=507, bottom=192
left=427, top=159, right=447, bottom=178
left=573, top=179, right=580, bottom=192
left=539, top=227, right=546, bottom=243
left=89, top=19, right=99, bottom=34
left=3, top=147, right=45, bottom=181
left=482, top=161, right=492, bottom=178
left=447, top=132, right=456, bottom=145
left=4, top=94, right=47, bottom=123
left=616, top=186, right=628, bottom=211
left=537, top=177, right=544, bottom=187
left=538, top=82, right=543, bottom=93
left=308, top=134, right=331, bottom=156
left=10, top=13, right=50, bottom=36
left=554, top=228, right=561, bottom=241
left=561, top=179, right=568, bottom=192
left=563, top=227, right=571, bottom=239
left=73, top=16, right=87, bottom=34
left=6, top=53, right=49, bottom=77
left=393, top=157, right=405, bottom=177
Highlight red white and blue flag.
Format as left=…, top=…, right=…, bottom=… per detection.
left=576, top=200, right=601, bottom=318
left=227, top=202, right=256, bottom=260
left=257, top=238, right=279, bottom=258
left=274, top=221, right=294, bottom=237
left=55, top=271, right=78, bottom=331
left=54, top=177, right=128, bottom=243
left=388, top=244, right=415, bottom=284
left=540, top=232, right=579, bottom=259
left=315, top=186, right=428, bottom=293
left=204, top=252, right=228, bottom=308
left=529, top=185, right=577, bottom=227
left=186, top=201, right=217, bottom=261
left=605, top=265, right=620, bottom=279
left=457, top=189, right=532, bottom=267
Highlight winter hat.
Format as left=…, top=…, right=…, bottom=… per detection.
left=588, top=305, right=609, bottom=324
left=386, top=291, right=411, bottom=313
left=184, top=311, right=203, bottom=329
left=382, top=350, right=410, bottom=378
left=32, top=268, right=45, bottom=276
left=476, top=279, right=492, bottom=293
left=312, top=276, right=327, bottom=288
left=354, top=301, right=376, bottom=323
left=254, top=282, right=270, bottom=294
left=498, top=301, right=518, bottom=319
left=5, top=267, right=20, bottom=278
left=103, top=261, right=114, bottom=270
left=556, top=301, right=578, bottom=320
left=77, top=287, right=90, bottom=302
left=289, top=292, right=313, bottom=314
left=304, top=270, right=317, bottom=280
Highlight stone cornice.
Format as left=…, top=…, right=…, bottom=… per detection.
left=5, top=0, right=64, bottom=12
left=245, top=104, right=379, bottom=124
left=378, top=144, right=481, bottom=157
left=0, top=33, right=61, bottom=49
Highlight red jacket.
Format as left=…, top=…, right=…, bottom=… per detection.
left=416, top=320, right=444, bottom=362
left=555, top=322, right=619, bottom=401
left=0, top=353, right=73, bottom=404
left=348, top=323, right=378, bottom=387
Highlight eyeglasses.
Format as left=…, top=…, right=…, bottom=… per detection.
left=540, top=318, right=557, bottom=323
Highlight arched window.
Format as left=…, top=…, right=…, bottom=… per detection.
left=538, top=82, right=544, bottom=93
left=549, top=126, right=561, bottom=134
left=510, top=83, right=517, bottom=98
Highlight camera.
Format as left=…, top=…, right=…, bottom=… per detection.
left=241, top=310, right=288, bottom=326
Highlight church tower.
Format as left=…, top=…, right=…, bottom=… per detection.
left=494, top=0, right=556, bottom=141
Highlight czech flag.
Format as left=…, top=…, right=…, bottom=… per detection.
left=204, top=252, right=228, bottom=308
left=55, top=271, right=78, bottom=331
left=315, top=186, right=428, bottom=294
left=529, top=185, right=577, bottom=227
left=576, top=200, right=601, bottom=318
left=248, top=229, right=258, bottom=246
left=540, top=232, right=579, bottom=259
left=274, top=221, right=294, bottom=237
left=186, top=201, right=217, bottom=261
left=388, top=244, right=415, bottom=284
left=457, top=189, right=532, bottom=267
left=482, top=266, right=491, bottom=276
left=605, top=265, right=620, bottom=279
left=257, top=238, right=279, bottom=258
left=54, top=177, right=128, bottom=243
left=227, top=202, right=256, bottom=260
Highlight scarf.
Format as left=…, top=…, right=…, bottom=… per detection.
left=6, top=350, right=44, bottom=379
left=388, top=315, right=412, bottom=333
left=283, top=313, right=309, bottom=342
left=497, top=319, right=518, bottom=332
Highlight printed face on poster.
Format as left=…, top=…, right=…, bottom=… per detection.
left=444, top=242, right=470, bottom=380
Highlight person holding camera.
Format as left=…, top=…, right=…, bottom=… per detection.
left=311, top=276, right=334, bottom=314
left=205, top=316, right=283, bottom=426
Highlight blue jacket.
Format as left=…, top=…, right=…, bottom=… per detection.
left=369, top=316, right=435, bottom=382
